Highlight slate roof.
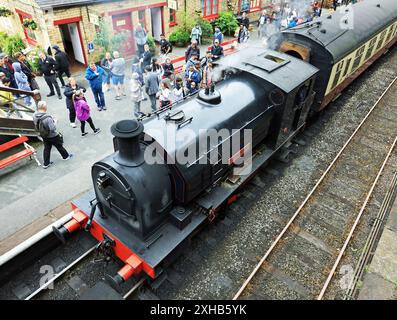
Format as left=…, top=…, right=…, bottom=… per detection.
left=36, top=0, right=102, bottom=9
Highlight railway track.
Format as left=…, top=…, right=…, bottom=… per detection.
left=233, top=77, right=397, bottom=300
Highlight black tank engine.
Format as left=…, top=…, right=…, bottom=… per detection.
left=52, top=0, right=397, bottom=291
left=54, top=48, right=318, bottom=289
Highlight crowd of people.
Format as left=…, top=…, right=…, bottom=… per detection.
left=0, top=1, right=345, bottom=169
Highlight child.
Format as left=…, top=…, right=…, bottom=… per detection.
left=187, top=82, right=199, bottom=96
left=159, top=81, right=171, bottom=108
left=172, top=77, right=185, bottom=103
left=163, top=58, right=175, bottom=81
left=73, top=90, right=101, bottom=137
left=12, top=62, right=33, bottom=106
left=0, top=77, right=18, bottom=117
left=131, top=73, right=144, bottom=117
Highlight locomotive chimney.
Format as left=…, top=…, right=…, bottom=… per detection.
left=111, top=119, right=144, bottom=167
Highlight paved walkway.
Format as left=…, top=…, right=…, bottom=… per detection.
left=358, top=189, right=397, bottom=300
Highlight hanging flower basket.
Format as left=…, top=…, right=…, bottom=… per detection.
left=23, top=18, right=38, bottom=30
left=0, top=6, right=13, bottom=17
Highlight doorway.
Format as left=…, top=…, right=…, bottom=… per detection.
left=59, top=23, right=86, bottom=73
left=150, top=7, right=163, bottom=41
left=112, top=13, right=136, bottom=57
left=59, top=22, right=86, bottom=67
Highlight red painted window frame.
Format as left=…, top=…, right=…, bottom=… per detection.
left=201, top=0, right=220, bottom=20
left=15, top=9, right=37, bottom=45
left=250, top=0, right=262, bottom=12
left=53, top=16, right=88, bottom=66
left=169, top=8, right=177, bottom=27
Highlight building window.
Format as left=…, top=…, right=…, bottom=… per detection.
left=16, top=10, right=36, bottom=45
left=138, top=10, right=146, bottom=29
left=250, top=0, right=262, bottom=12
left=201, top=0, right=219, bottom=19
left=169, top=9, right=177, bottom=27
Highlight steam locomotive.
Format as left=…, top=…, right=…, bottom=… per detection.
left=53, top=0, right=397, bottom=290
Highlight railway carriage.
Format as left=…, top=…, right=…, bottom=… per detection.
left=273, top=0, right=397, bottom=112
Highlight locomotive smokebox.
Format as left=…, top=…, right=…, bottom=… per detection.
left=111, top=119, right=144, bottom=167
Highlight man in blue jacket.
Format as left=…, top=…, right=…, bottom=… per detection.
left=85, top=62, right=106, bottom=111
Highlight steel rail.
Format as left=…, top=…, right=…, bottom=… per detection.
left=233, top=76, right=397, bottom=300
left=123, top=278, right=146, bottom=300
left=343, top=172, right=397, bottom=299
left=317, top=135, right=397, bottom=299
left=25, top=244, right=97, bottom=300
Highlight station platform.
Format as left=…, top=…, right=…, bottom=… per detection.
left=358, top=179, right=397, bottom=300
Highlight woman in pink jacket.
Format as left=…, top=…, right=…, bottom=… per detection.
left=73, top=90, right=101, bottom=137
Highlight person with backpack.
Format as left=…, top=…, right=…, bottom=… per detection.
left=73, top=90, right=101, bottom=137
left=33, top=101, right=73, bottom=169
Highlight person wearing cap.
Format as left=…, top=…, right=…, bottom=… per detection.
left=38, top=51, right=62, bottom=99
left=52, top=45, right=71, bottom=88
left=185, top=40, right=200, bottom=62
left=210, top=40, right=224, bottom=60
left=0, top=53, right=17, bottom=89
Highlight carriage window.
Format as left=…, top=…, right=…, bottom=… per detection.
left=352, top=45, right=365, bottom=71
left=376, top=30, right=387, bottom=50
left=331, top=60, right=344, bottom=89
left=364, top=37, right=377, bottom=61
left=385, top=25, right=394, bottom=43
left=342, top=58, right=352, bottom=78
